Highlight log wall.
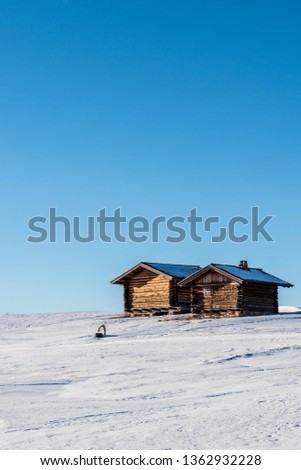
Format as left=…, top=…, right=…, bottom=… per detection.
left=191, top=277, right=240, bottom=315
left=199, top=271, right=233, bottom=284
left=176, top=284, right=191, bottom=309
left=240, top=283, right=278, bottom=315
left=124, top=269, right=171, bottom=313
left=190, top=271, right=279, bottom=317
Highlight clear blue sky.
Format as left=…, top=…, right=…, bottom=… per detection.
left=1, top=0, right=301, bottom=313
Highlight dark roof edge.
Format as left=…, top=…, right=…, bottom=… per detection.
left=144, top=262, right=200, bottom=268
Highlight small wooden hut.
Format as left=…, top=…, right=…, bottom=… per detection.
left=178, top=260, right=293, bottom=317
left=111, top=261, right=200, bottom=316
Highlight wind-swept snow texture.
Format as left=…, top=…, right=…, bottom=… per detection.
left=0, top=311, right=301, bottom=449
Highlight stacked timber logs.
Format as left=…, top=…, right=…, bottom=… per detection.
left=240, top=284, right=278, bottom=314
left=124, top=271, right=170, bottom=313
left=191, top=281, right=240, bottom=314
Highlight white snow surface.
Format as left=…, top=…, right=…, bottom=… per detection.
left=0, top=311, right=301, bottom=450
left=278, top=306, right=301, bottom=313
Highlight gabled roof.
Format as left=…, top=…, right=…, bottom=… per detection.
left=178, top=263, right=293, bottom=288
left=145, top=262, right=201, bottom=278
left=111, top=261, right=201, bottom=284
left=213, top=264, right=293, bottom=286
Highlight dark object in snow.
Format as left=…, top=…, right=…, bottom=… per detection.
left=95, top=324, right=106, bottom=338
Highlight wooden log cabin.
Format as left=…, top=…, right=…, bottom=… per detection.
left=111, top=262, right=200, bottom=316
left=178, top=260, right=293, bottom=318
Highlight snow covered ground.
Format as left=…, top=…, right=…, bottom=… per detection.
left=0, top=311, right=301, bottom=450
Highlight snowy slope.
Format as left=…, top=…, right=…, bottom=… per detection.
left=0, top=311, right=301, bottom=450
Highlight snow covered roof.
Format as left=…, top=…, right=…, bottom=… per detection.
left=144, top=262, right=201, bottom=279
left=179, top=263, right=293, bottom=287
left=111, top=261, right=201, bottom=283
left=213, top=264, right=293, bottom=287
